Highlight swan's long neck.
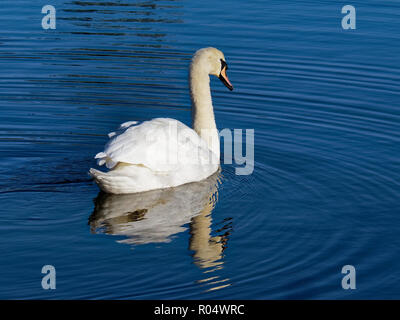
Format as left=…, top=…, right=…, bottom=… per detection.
left=190, top=65, right=220, bottom=159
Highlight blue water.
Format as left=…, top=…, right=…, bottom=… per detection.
left=1, top=0, right=400, bottom=299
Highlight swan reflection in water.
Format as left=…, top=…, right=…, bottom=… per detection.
left=89, top=171, right=232, bottom=291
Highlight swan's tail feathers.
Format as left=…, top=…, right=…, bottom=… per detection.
left=94, top=152, right=117, bottom=168
left=89, top=168, right=133, bottom=194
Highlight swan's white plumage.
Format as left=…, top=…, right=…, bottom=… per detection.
left=90, top=47, right=231, bottom=194
left=90, top=118, right=219, bottom=194
left=96, top=118, right=217, bottom=171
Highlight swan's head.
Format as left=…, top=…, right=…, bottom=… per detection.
left=191, top=47, right=233, bottom=91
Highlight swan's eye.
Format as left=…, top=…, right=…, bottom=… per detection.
left=220, top=59, right=228, bottom=71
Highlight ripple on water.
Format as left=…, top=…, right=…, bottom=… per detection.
left=1, top=0, right=400, bottom=299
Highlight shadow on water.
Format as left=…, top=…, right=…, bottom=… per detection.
left=89, top=170, right=233, bottom=292
left=60, top=0, right=183, bottom=38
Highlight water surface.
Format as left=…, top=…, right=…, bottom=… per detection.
left=1, top=0, right=400, bottom=299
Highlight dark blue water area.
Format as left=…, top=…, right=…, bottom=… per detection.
left=0, top=0, right=400, bottom=299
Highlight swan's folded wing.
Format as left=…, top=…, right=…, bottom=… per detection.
left=95, top=118, right=217, bottom=172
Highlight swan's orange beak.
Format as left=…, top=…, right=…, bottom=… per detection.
left=219, top=65, right=233, bottom=91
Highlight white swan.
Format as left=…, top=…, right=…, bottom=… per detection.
left=89, top=47, right=233, bottom=194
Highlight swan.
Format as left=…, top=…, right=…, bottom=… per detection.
left=89, top=47, right=233, bottom=194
